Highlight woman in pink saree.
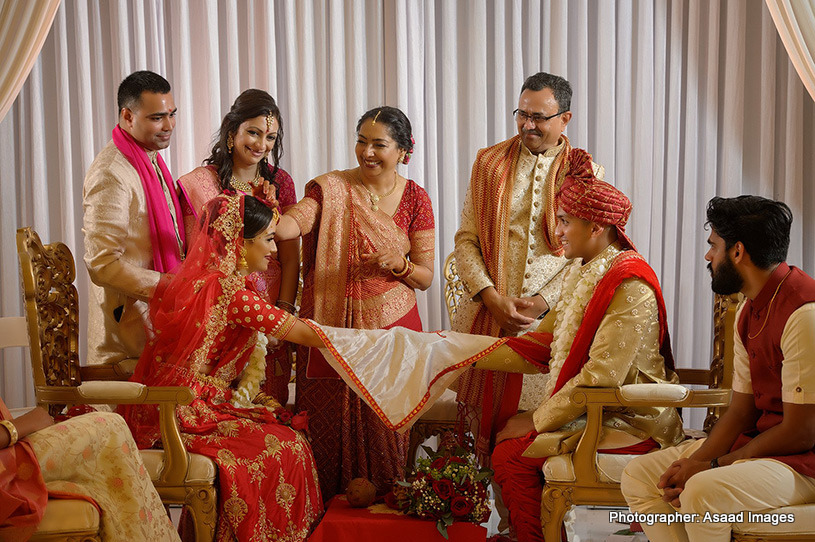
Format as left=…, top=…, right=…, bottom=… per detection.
left=178, top=89, right=299, bottom=404
left=276, top=106, right=435, bottom=500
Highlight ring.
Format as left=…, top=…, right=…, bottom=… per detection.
left=380, top=263, right=387, bottom=269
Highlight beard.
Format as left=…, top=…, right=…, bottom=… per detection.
left=709, top=256, right=743, bottom=295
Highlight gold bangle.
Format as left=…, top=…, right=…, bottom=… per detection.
left=276, top=300, right=297, bottom=314
left=0, top=419, right=18, bottom=447
left=391, top=257, right=411, bottom=278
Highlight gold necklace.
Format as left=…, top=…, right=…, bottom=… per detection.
left=747, top=268, right=792, bottom=340
left=359, top=171, right=398, bottom=211
left=231, top=167, right=262, bottom=192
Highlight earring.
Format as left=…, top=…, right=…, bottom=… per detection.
left=237, top=245, right=248, bottom=271
left=226, top=134, right=234, bottom=153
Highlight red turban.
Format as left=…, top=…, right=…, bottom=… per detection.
left=557, top=148, right=636, bottom=250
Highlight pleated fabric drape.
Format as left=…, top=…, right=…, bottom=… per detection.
left=766, top=0, right=815, bottom=101
left=2, top=1, right=814, bottom=426
left=0, top=0, right=61, bottom=121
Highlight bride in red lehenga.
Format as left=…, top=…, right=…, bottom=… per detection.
left=122, top=193, right=325, bottom=542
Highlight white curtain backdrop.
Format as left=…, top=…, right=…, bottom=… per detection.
left=2, top=1, right=814, bottom=426
left=766, top=0, right=815, bottom=101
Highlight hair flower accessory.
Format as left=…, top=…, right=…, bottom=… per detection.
left=403, top=135, right=416, bottom=164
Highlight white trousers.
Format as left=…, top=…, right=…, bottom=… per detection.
left=620, top=438, right=815, bottom=542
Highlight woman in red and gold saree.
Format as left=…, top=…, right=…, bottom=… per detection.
left=178, top=89, right=299, bottom=405
left=123, top=194, right=324, bottom=542
left=276, top=106, right=435, bottom=500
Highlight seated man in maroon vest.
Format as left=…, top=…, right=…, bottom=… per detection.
left=621, top=195, right=815, bottom=542
left=489, top=149, right=684, bottom=542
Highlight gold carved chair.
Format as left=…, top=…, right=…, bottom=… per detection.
left=16, top=227, right=218, bottom=542
left=0, top=315, right=104, bottom=542
left=538, top=294, right=739, bottom=542
left=406, top=253, right=464, bottom=465
left=537, top=287, right=815, bottom=542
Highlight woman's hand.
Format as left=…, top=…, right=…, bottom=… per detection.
left=1, top=406, right=54, bottom=448
left=360, top=250, right=406, bottom=273
left=252, top=181, right=280, bottom=208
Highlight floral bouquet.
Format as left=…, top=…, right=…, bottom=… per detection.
left=386, top=444, right=492, bottom=539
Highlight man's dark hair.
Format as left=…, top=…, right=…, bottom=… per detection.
left=520, top=72, right=572, bottom=112
left=705, top=195, right=792, bottom=269
left=117, top=70, right=171, bottom=113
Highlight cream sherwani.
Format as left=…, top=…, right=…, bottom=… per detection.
left=83, top=141, right=173, bottom=368
left=482, top=244, right=684, bottom=457
left=454, top=138, right=604, bottom=408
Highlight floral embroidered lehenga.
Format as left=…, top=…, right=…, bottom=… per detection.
left=123, top=195, right=322, bottom=542
left=285, top=169, right=435, bottom=500
left=178, top=164, right=299, bottom=404
left=0, top=398, right=179, bottom=541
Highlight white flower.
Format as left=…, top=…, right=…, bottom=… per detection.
left=231, top=333, right=270, bottom=409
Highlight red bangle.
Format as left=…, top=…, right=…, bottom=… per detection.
left=391, top=257, right=412, bottom=278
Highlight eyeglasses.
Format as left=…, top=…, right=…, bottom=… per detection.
left=513, top=108, right=567, bottom=125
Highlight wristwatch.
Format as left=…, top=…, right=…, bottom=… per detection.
left=0, top=419, right=18, bottom=447
left=710, top=457, right=720, bottom=469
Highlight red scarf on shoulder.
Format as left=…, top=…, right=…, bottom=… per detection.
left=506, top=251, right=674, bottom=396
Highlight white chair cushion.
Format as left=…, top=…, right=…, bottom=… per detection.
left=543, top=453, right=638, bottom=483
left=418, top=388, right=458, bottom=421
left=36, top=498, right=99, bottom=533
left=732, top=504, right=815, bottom=535
left=620, top=383, right=689, bottom=401
left=140, top=450, right=217, bottom=483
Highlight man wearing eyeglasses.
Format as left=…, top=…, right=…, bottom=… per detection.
left=454, top=72, right=604, bottom=469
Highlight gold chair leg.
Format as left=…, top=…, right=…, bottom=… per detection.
left=541, top=484, right=572, bottom=542
left=185, top=486, right=217, bottom=542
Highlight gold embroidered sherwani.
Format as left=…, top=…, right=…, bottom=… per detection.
left=483, top=245, right=684, bottom=458
left=453, top=137, right=604, bottom=409
left=82, top=141, right=175, bottom=368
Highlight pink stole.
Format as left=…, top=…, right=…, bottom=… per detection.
left=112, top=125, right=185, bottom=272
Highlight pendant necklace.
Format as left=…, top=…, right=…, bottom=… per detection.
left=360, top=171, right=398, bottom=211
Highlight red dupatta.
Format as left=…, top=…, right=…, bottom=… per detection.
left=506, top=250, right=675, bottom=396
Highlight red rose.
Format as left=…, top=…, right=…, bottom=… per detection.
left=384, top=490, right=410, bottom=510
left=450, top=496, right=474, bottom=518
left=431, top=457, right=447, bottom=469
left=460, top=479, right=475, bottom=494
left=431, top=479, right=454, bottom=500
left=290, top=411, right=309, bottom=431
left=276, top=408, right=293, bottom=423
left=448, top=456, right=466, bottom=464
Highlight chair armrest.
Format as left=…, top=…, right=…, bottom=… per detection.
left=568, top=385, right=732, bottom=484
left=35, top=384, right=194, bottom=486
left=35, top=383, right=194, bottom=406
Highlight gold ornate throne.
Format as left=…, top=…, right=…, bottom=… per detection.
left=16, top=227, right=218, bottom=542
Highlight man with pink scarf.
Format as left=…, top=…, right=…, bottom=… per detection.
left=83, top=70, right=185, bottom=369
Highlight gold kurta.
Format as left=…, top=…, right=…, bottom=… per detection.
left=453, top=138, right=604, bottom=409
left=82, top=141, right=176, bottom=367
